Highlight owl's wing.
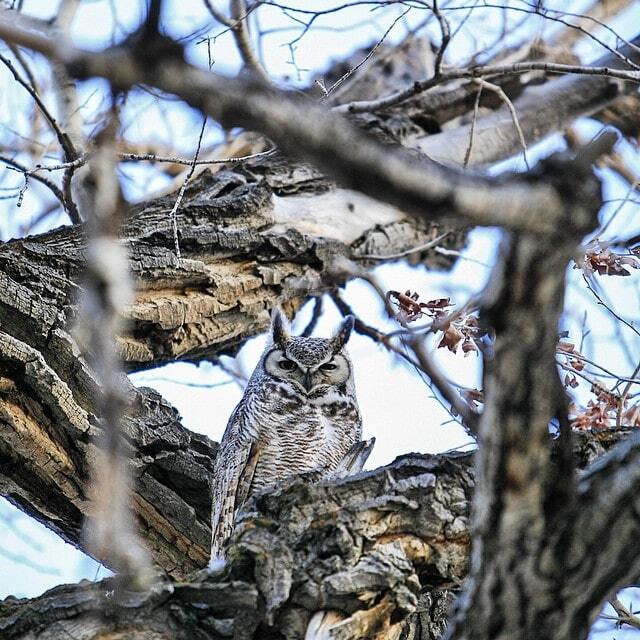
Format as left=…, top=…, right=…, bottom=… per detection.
left=210, top=410, right=261, bottom=563
left=329, top=437, right=376, bottom=479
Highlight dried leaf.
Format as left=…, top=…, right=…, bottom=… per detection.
left=461, top=388, right=484, bottom=411
left=438, top=324, right=465, bottom=352
left=564, top=373, right=579, bottom=389
left=569, top=358, right=584, bottom=372
left=462, top=337, right=477, bottom=355
left=578, top=242, right=640, bottom=277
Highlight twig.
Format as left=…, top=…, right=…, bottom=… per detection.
left=201, top=0, right=232, bottom=27
left=16, top=148, right=276, bottom=175
left=471, top=78, right=529, bottom=169
left=323, top=8, right=410, bottom=100
left=0, top=49, right=82, bottom=223
left=0, top=155, right=65, bottom=203
left=432, top=0, right=451, bottom=77
left=301, top=297, right=324, bottom=337
left=0, top=52, right=76, bottom=160
left=616, top=358, right=640, bottom=429
left=597, top=177, right=639, bottom=239
left=583, top=274, right=640, bottom=339
left=606, top=596, right=640, bottom=630
left=169, top=117, right=208, bottom=259
left=463, top=82, right=483, bottom=168
left=140, top=377, right=236, bottom=389
left=409, top=336, right=479, bottom=434
left=27, top=156, right=87, bottom=174
left=560, top=349, right=640, bottom=385
left=119, top=148, right=275, bottom=166
left=16, top=171, right=29, bottom=207
left=433, top=246, right=491, bottom=267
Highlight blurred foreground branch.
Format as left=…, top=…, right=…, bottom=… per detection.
left=74, top=113, right=152, bottom=587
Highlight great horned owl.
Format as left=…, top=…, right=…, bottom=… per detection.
left=210, top=309, right=368, bottom=564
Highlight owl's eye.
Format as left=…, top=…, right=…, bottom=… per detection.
left=278, top=359, right=295, bottom=371
left=320, top=362, right=337, bottom=371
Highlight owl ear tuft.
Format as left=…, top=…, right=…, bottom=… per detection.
left=331, top=315, right=354, bottom=353
left=271, top=308, right=290, bottom=346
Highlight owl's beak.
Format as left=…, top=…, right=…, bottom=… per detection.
left=302, top=370, right=314, bottom=392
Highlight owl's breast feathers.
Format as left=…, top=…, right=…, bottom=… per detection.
left=238, top=380, right=361, bottom=494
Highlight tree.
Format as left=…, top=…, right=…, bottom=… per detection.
left=0, top=1, right=639, bottom=638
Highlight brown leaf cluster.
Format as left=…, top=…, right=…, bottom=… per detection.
left=387, top=290, right=488, bottom=356
left=569, top=383, right=620, bottom=430
left=558, top=340, right=584, bottom=389
left=438, top=314, right=485, bottom=355
left=558, top=338, right=639, bottom=429
left=577, top=242, right=640, bottom=277
left=570, top=383, right=640, bottom=430
left=386, top=289, right=452, bottom=323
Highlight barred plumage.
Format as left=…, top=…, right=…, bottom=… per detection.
left=210, top=310, right=364, bottom=563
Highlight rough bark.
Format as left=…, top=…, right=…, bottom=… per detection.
left=0, top=431, right=633, bottom=640
left=442, top=148, right=622, bottom=640
left=0, top=452, right=472, bottom=640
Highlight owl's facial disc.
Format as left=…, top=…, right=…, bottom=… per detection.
left=264, top=349, right=350, bottom=395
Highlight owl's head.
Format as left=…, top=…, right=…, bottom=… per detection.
left=262, top=309, right=356, bottom=398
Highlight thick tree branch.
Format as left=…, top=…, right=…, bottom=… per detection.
left=443, top=139, right=627, bottom=640
left=419, top=35, right=640, bottom=166
left=560, top=430, right=640, bottom=633
left=230, top=0, right=272, bottom=84
left=0, top=431, right=634, bottom=639
left=0, top=13, right=612, bottom=235
left=0, top=452, right=474, bottom=640
left=0, top=327, right=216, bottom=577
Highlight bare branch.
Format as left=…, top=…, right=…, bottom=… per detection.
left=337, top=59, right=640, bottom=116
left=607, top=596, right=640, bottom=631
left=75, top=112, right=151, bottom=588
left=0, top=14, right=625, bottom=234
left=230, top=0, right=272, bottom=84
left=168, top=117, right=207, bottom=259
left=470, top=78, right=530, bottom=169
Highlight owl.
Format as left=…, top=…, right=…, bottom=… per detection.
left=210, top=309, right=371, bottom=564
